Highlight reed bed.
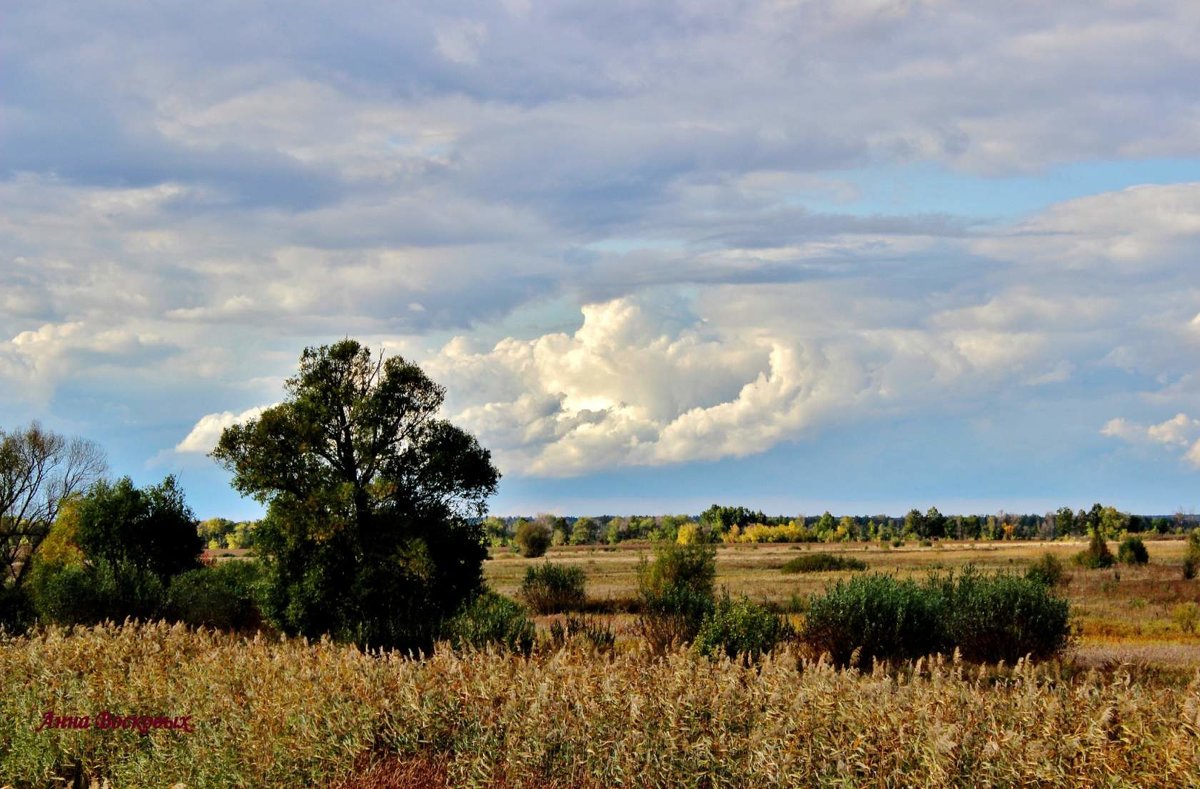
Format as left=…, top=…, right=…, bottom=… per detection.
left=2, top=621, right=1199, bottom=787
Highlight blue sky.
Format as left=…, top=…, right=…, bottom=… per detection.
left=3, top=1, right=1200, bottom=519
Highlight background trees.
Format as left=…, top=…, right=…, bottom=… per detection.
left=212, top=339, right=499, bottom=653
left=1, top=423, right=107, bottom=586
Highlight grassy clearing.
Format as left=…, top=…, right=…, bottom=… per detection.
left=4, top=621, right=1200, bottom=788
left=487, top=539, right=1200, bottom=662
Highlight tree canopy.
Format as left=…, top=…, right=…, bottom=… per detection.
left=212, top=339, right=499, bottom=652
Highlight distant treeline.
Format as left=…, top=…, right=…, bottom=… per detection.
left=474, top=504, right=1200, bottom=546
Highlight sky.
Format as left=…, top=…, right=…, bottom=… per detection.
left=3, top=0, right=1200, bottom=519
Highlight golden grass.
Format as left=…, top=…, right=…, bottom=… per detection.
left=3, top=621, right=1200, bottom=787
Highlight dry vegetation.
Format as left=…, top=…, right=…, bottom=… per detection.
left=4, top=621, right=1200, bottom=788
left=5, top=538, right=1200, bottom=787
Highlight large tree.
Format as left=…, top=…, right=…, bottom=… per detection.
left=1, top=423, right=107, bottom=586
left=212, top=340, right=499, bottom=653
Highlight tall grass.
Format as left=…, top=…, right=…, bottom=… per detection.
left=3, top=622, right=1200, bottom=787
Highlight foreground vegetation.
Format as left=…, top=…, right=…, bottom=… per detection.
left=3, top=622, right=1199, bottom=788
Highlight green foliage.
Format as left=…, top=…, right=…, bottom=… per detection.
left=939, top=569, right=1071, bottom=664
left=212, top=340, right=499, bottom=655
left=800, top=569, right=1071, bottom=668
left=1172, top=602, right=1199, bottom=634
left=1074, top=529, right=1114, bottom=569
left=1025, top=553, right=1069, bottom=588
left=74, top=476, right=203, bottom=581
left=166, top=560, right=265, bottom=631
left=514, top=519, right=552, bottom=558
left=444, top=591, right=535, bottom=655
left=636, top=542, right=717, bottom=651
left=781, top=553, right=868, bottom=574
left=570, top=517, right=598, bottom=545
left=1117, top=536, right=1149, bottom=566
left=0, top=584, right=32, bottom=634
left=1184, top=531, right=1200, bottom=580
left=27, top=557, right=165, bottom=625
left=801, top=574, right=947, bottom=670
left=520, top=562, right=586, bottom=614
left=694, top=593, right=793, bottom=663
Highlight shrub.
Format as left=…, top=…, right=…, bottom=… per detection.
left=781, top=553, right=867, bottom=574
left=694, top=594, right=793, bottom=663
left=1025, top=553, right=1069, bottom=588
left=800, top=569, right=1072, bottom=668
left=941, top=569, right=1071, bottom=664
left=1184, top=531, right=1200, bottom=580
left=801, top=574, right=947, bottom=670
left=443, top=591, right=535, bottom=655
left=514, top=520, right=552, bottom=558
left=166, top=560, right=265, bottom=631
left=1117, top=536, right=1149, bottom=566
left=520, top=563, right=586, bottom=614
left=636, top=542, right=717, bottom=652
left=1074, top=529, right=1114, bottom=569
left=1172, top=602, right=1200, bottom=634
left=27, top=556, right=164, bottom=625
left=0, top=584, right=32, bottom=635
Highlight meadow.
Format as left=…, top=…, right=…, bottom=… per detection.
left=4, top=537, right=1200, bottom=787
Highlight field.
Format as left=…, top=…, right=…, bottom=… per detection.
left=488, top=537, right=1200, bottom=667
left=4, top=537, right=1200, bottom=787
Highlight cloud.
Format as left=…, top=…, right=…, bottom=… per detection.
left=176, top=406, right=274, bottom=454
left=1102, top=413, right=1200, bottom=469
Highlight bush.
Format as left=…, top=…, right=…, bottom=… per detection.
left=1117, top=536, right=1149, bottom=566
left=520, top=563, right=586, bottom=614
left=1184, top=531, right=1200, bottom=580
left=1172, top=602, right=1199, bottom=634
left=166, top=560, right=264, bottom=631
left=694, top=593, right=793, bottom=663
left=801, top=574, right=947, bottom=670
left=514, top=520, right=552, bottom=558
left=636, top=542, right=717, bottom=652
left=1074, top=529, right=1114, bottom=569
left=800, top=569, right=1072, bottom=668
left=940, top=569, right=1071, bottom=664
left=27, top=556, right=165, bottom=625
left=781, top=553, right=867, bottom=574
left=1025, top=553, right=1069, bottom=588
left=0, top=584, right=33, bottom=634
left=443, top=591, right=535, bottom=655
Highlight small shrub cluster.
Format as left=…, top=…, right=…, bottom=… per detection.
left=780, top=553, right=867, bottom=574
left=443, top=590, right=535, bottom=655
left=1074, top=529, right=1114, bottom=569
left=801, top=569, right=1071, bottom=669
left=694, top=593, right=793, bottom=662
left=1025, top=553, right=1069, bottom=587
left=165, top=560, right=265, bottom=631
left=1184, top=531, right=1200, bottom=580
left=1172, top=602, right=1200, bottom=634
left=1117, top=536, right=1149, bottom=566
left=636, top=542, right=717, bottom=652
left=520, top=563, right=586, bottom=614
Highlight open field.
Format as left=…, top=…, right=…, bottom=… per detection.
left=487, top=538, right=1200, bottom=666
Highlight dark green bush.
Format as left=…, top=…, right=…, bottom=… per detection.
left=1117, top=536, right=1149, bottom=566
left=781, top=553, right=867, bottom=574
left=520, top=563, right=586, bottom=614
left=800, top=569, right=1072, bottom=668
left=694, top=593, right=793, bottom=663
left=801, top=574, right=947, bottom=670
left=0, top=584, right=33, bottom=634
left=27, top=557, right=164, bottom=625
left=166, top=560, right=265, bottom=631
left=941, top=569, right=1071, bottom=664
left=1074, top=529, right=1114, bottom=569
left=443, top=591, right=535, bottom=655
left=1025, top=553, right=1069, bottom=588
left=514, top=521, right=552, bottom=558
